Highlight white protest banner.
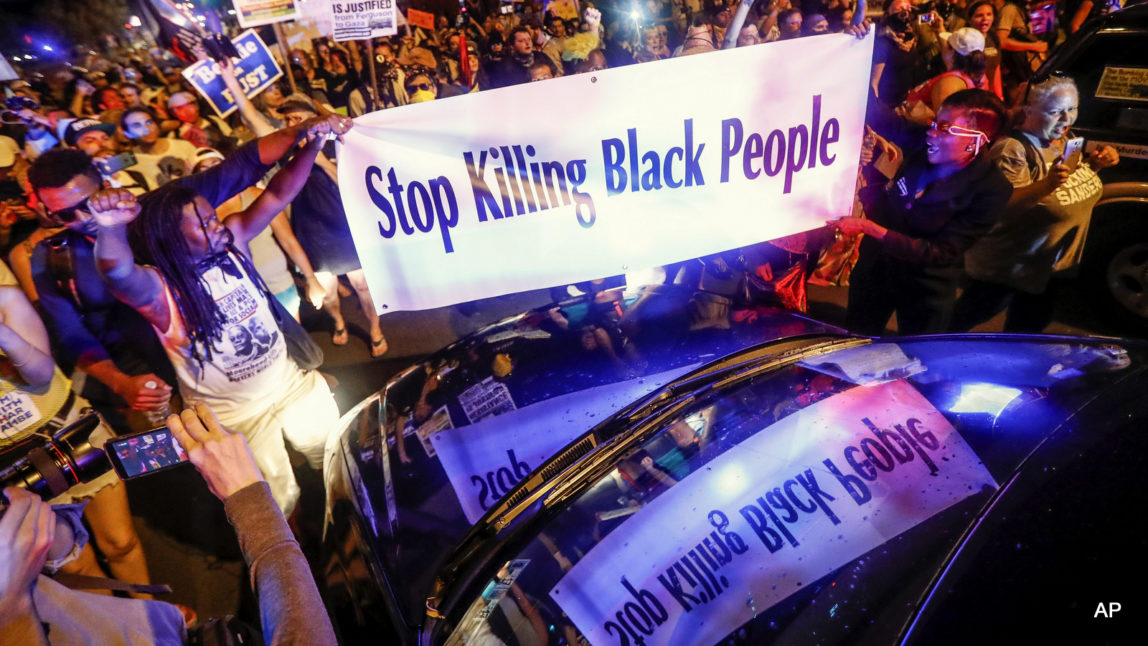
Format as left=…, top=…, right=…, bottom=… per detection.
left=431, top=364, right=701, bottom=523
left=330, top=0, right=398, bottom=41
left=548, top=379, right=998, bottom=646
left=232, top=0, right=299, bottom=28
left=338, top=33, right=873, bottom=313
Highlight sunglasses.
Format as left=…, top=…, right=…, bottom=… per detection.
left=1022, top=69, right=1069, bottom=104
left=406, top=82, right=434, bottom=93
left=47, top=194, right=93, bottom=224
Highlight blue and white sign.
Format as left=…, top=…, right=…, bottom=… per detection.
left=548, top=380, right=998, bottom=646
left=181, top=29, right=284, bottom=118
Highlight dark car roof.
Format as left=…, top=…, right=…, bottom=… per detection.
left=423, top=334, right=1148, bottom=645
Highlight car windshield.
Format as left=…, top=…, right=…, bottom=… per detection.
left=351, top=286, right=838, bottom=629
left=439, top=338, right=1141, bottom=646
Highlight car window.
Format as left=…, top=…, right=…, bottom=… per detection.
left=1062, top=31, right=1148, bottom=137
left=439, top=339, right=1140, bottom=646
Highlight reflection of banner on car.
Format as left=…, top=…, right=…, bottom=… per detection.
left=431, top=364, right=701, bottom=524
left=337, top=33, right=874, bottom=313
left=548, top=379, right=998, bottom=646
left=182, top=30, right=284, bottom=118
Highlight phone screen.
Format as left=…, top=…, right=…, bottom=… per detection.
left=107, top=427, right=189, bottom=479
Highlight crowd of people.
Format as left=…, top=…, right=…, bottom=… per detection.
left=0, top=0, right=1135, bottom=642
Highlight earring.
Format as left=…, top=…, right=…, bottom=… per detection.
left=966, top=144, right=975, bottom=152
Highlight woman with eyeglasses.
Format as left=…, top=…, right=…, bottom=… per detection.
left=829, top=89, right=1012, bottom=335
left=951, top=75, right=1120, bottom=332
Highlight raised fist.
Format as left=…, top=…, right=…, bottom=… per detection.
left=88, top=188, right=141, bottom=228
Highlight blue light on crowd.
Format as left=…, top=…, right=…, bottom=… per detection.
left=947, top=383, right=1022, bottom=417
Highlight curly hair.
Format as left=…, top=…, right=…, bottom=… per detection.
left=27, top=148, right=100, bottom=192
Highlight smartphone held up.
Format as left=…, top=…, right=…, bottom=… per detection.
left=106, top=426, right=189, bottom=479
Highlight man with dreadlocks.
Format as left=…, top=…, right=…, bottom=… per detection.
left=28, top=114, right=352, bottom=439
left=89, top=133, right=337, bottom=514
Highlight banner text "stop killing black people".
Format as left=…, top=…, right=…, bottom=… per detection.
left=362, top=95, right=841, bottom=254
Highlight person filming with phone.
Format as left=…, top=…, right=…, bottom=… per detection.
left=0, top=403, right=337, bottom=645
left=952, top=74, right=1120, bottom=333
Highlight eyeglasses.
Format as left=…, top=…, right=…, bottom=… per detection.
left=406, top=82, right=434, bottom=93
left=930, top=121, right=988, bottom=154
left=47, top=194, right=93, bottom=224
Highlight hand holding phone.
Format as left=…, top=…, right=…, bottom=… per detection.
left=1062, top=136, right=1084, bottom=171
left=106, top=426, right=189, bottom=479
left=167, top=403, right=263, bottom=501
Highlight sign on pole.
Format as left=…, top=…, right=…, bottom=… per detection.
left=338, top=33, right=875, bottom=314
left=330, top=0, right=399, bottom=42
left=232, top=0, right=299, bottom=28
left=407, top=8, right=436, bottom=30
left=182, top=30, right=284, bottom=118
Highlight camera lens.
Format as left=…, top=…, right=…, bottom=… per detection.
left=0, top=414, right=109, bottom=500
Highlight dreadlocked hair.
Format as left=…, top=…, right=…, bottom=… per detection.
left=132, top=184, right=227, bottom=365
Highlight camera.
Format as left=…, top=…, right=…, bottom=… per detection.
left=0, top=413, right=110, bottom=501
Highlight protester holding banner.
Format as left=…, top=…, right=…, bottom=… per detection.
left=831, top=89, right=1012, bottom=335
left=219, top=62, right=389, bottom=357
left=27, top=113, right=348, bottom=445
left=89, top=130, right=341, bottom=514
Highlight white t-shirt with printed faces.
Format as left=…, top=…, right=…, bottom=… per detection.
left=155, top=252, right=296, bottom=424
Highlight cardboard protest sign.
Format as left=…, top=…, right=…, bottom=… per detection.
left=547, top=379, right=998, bottom=646
left=338, top=33, right=874, bottom=313
left=232, top=0, right=299, bottom=28
left=330, top=0, right=399, bottom=41
left=182, top=30, right=284, bottom=118
left=407, top=8, right=436, bottom=29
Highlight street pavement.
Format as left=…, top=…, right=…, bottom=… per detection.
left=123, top=279, right=1130, bottom=630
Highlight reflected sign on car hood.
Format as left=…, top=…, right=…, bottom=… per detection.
left=431, top=364, right=702, bottom=524
left=549, top=380, right=998, bottom=646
